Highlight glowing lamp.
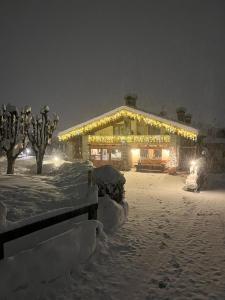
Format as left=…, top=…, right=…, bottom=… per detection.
left=26, top=148, right=31, bottom=155
left=54, top=156, right=59, bottom=162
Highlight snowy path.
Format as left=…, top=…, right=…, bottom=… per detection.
left=45, top=172, right=225, bottom=299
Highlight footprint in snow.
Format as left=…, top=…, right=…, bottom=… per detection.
left=158, top=224, right=164, bottom=229
left=158, top=281, right=167, bottom=289
left=154, top=231, right=161, bottom=235
left=163, top=232, right=171, bottom=239
left=159, top=241, right=168, bottom=249
left=150, top=278, right=169, bottom=289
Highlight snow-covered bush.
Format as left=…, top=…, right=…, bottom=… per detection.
left=92, top=165, right=128, bottom=232
left=93, top=165, right=126, bottom=203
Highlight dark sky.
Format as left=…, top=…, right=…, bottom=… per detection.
left=0, top=0, right=225, bottom=130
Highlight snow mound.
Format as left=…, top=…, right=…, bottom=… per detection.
left=0, top=201, right=7, bottom=229
left=93, top=164, right=125, bottom=185
left=98, top=195, right=128, bottom=233
left=53, top=160, right=93, bottom=181
left=184, top=173, right=198, bottom=190
left=0, top=220, right=102, bottom=299
left=93, top=165, right=126, bottom=203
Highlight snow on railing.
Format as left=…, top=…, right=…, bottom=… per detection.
left=0, top=170, right=98, bottom=260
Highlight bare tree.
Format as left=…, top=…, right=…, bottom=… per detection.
left=0, top=104, right=31, bottom=174
left=28, top=106, right=59, bottom=174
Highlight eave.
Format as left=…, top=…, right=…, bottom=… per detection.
left=58, top=106, right=199, bottom=141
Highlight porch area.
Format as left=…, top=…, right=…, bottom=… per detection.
left=88, top=135, right=171, bottom=171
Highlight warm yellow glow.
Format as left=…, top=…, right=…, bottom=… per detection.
left=131, top=148, right=140, bottom=165
left=162, top=149, right=170, bottom=158
left=58, top=109, right=198, bottom=141
left=88, top=135, right=170, bottom=144
left=190, top=160, right=197, bottom=166
left=131, top=148, right=140, bottom=155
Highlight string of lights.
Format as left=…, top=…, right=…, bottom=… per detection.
left=58, top=109, right=197, bottom=141
left=88, top=135, right=170, bottom=144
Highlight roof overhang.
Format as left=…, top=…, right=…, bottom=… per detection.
left=58, top=106, right=199, bottom=141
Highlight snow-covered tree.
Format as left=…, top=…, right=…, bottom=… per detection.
left=0, top=104, right=31, bottom=174
left=28, top=106, right=59, bottom=174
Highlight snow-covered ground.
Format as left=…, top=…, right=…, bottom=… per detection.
left=0, top=156, right=93, bottom=222
left=43, top=171, right=225, bottom=300
left=1, top=157, right=225, bottom=299
left=0, top=157, right=128, bottom=299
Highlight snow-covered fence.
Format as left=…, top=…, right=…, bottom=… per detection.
left=0, top=202, right=98, bottom=260
left=0, top=172, right=98, bottom=260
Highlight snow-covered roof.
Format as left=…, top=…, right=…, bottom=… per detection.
left=58, top=105, right=198, bottom=141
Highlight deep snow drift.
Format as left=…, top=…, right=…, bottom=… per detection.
left=42, top=171, right=225, bottom=300
left=1, top=156, right=225, bottom=299
left=0, top=157, right=128, bottom=299
left=0, top=157, right=127, bottom=231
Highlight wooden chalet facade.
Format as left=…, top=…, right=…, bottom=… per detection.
left=58, top=100, right=198, bottom=172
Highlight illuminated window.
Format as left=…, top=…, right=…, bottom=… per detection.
left=102, top=149, right=109, bottom=160
left=91, top=149, right=101, bottom=160
left=111, top=149, right=122, bottom=160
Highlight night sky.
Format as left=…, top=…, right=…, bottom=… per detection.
left=0, top=0, right=225, bottom=131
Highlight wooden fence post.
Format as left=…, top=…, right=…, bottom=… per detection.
left=0, top=243, right=4, bottom=260
left=88, top=204, right=98, bottom=220
left=88, top=170, right=93, bottom=187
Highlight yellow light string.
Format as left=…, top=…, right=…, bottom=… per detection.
left=58, top=109, right=197, bottom=141
left=88, top=135, right=171, bottom=144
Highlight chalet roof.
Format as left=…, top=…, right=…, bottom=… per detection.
left=58, top=105, right=199, bottom=141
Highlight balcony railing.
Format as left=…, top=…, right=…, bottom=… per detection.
left=88, top=135, right=170, bottom=144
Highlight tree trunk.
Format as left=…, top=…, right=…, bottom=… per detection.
left=36, top=152, right=44, bottom=174
left=7, top=156, right=16, bottom=174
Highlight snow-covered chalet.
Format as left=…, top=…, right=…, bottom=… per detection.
left=58, top=96, right=199, bottom=171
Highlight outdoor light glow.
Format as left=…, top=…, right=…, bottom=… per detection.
left=58, top=108, right=198, bottom=141
left=54, top=156, right=59, bottom=162
left=131, top=148, right=140, bottom=156
left=26, top=148, right=31, bottom=155
left=163, top=149, right=170, bottom=157
left=190, top=160, right=196, bottom=166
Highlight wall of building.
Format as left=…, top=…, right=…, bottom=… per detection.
left=95, top=126, right=113, bottom=136
left=82, top=136, right=89, bottom=160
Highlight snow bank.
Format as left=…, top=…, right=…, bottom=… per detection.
left=0, top=220, right=102, bottom=299
left=93, top=164, right=125, bottom=185
left=0, top=201, right=7, bottom=229
left=93, top=165, right=126, bottom=203
left=184, top=173, right=198, bottom=190
left=0, top=160, right=96, bottom=223
left=98, top=195, right=128, bottom=233
left=92, top=165, right=128, bottom=232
